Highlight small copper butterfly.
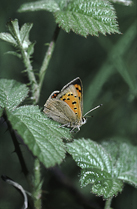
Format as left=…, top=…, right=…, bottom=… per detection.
left=43, top=77, right=102, bottom=132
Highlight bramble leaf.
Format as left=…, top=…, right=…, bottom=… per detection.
left=7, top=19, right=21, bottom=42
left=18, top=0, right=120, bottom=37
left=55, top=0, right=120, bottom=37
left=0, top=33, right=17, bottom=46
left=0, top=79, right=29, bottom=111
left=110, top=0, right=133, bottom=6
left=67, top=139, right=137, bottom=198
left=102, top=140, right=137, bottom=187
left=0, top=20, right=34, bottom=56
left=5, top=51, right=21, bottom=58
left=20, top=23, right=33, bottom=44
left=18, top=0, right=59, bottom=13
left=6, top=106, right=70, bottom=167
left=0, top=79, right=71, bottom=167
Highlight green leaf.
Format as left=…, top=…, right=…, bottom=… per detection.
left=102, top=140, right=137, bottom=187
left=55, top=0, right=120, bottom=37
left=92, top=179, right=123, bottom=198
left=0, top=33, right=17, bottom=45
left=67, top=139, right=118, bottom=198
left=110, top=0, right=133, bottom=6
left=18, top=0, right=120, bottom=37
left=0, top=79, right=29, bottom=111
left=20, top=23, right=33, bottom=43
left=67, top=139, right=137, bottom=199
left=67, top=139, right=112, bottom=172
left=27, top=42, right=35, bottom=56
left=6, top=106, right=71, bottom=167
left=0, top=19, right=33, bottom=55
left=18, top=0, right=60, bottom=13
left=20, top=23, right=34, bottom=52
left=7, top=19, right=21, bottom=43
left=80, top=167, right=112, bottom=185
left=5, top=51, right=21, bottom=58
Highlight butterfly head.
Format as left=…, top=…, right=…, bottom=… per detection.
left=70, top=117, right=86, bottom=132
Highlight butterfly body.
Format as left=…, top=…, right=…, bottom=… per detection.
left=43, top=77, right=86, bottom=131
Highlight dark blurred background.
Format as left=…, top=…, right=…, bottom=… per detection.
left=0, top=0, right=137, bottom=208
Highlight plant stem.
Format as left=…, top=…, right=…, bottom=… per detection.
left=12, top=21, right=38, bottom=103
left=104, top=197, right=112, bottom=209
left=3, top=111, right=34, bottom=209
left=3, top=111, right=29, bottom=177
left=32, top=25, right=60, bottom=208
left=8, top=19, right=39, bottom=103
left=38, top=25, right=60, bottom=102
left=19, top=43, right=39, bottom=104
left=32, top=158, right=43, bottom=209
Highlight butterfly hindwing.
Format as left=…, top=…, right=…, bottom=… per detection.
left=44, top=90, right=78, bottom=126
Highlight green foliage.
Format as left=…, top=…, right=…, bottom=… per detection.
left=0, top=19, right=39, bottom=102
left=102, top=140, right=137, bottom=187
left=6, top=106, right=70, bottom=167
left=0, top=79, right=71, bottom=168
left=110, top=0, right=133, bottom=6
left=0, top=0, right=136, bottom=208
left=18, top=0, right=60, bottom=13
left=0, top=20, right=34, bottom=56
left=0, top=79, right=29, bottom=110
left=84, top=20, right=137, bottom=111
left=67, top=139, right=137, bottom=199
left=18, top=0, right=120, bottom=37
left=0, top=33, right=17, bottom=45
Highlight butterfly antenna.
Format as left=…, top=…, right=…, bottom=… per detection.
left=83, top=104, right=103, bottom=117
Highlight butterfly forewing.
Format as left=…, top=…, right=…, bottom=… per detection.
left=56, top=84, right=82, bottom=121
left=61, top=77, right=83, bottom=113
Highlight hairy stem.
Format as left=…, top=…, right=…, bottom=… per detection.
left=19, top=40, right=39, bottom=104
left=9, top=20, right=39, bottom=103
left=38, top=25, right=60, bottom=102
left=32, top=159, right=43, bottom=209
left=3, top=111, right=29, bottom=177
left=32, top=25, right=60, bottom=208
left=104, top=197, right=112, bottom=209
left=3, top=111, right=34, bottom=208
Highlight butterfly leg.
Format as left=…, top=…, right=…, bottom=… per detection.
left=58, top=123, right=70, bottom=128
left=70, top=126, right=80, bottom=133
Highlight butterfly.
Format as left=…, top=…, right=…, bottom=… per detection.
left=43, top=77, right=102, bottom=132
